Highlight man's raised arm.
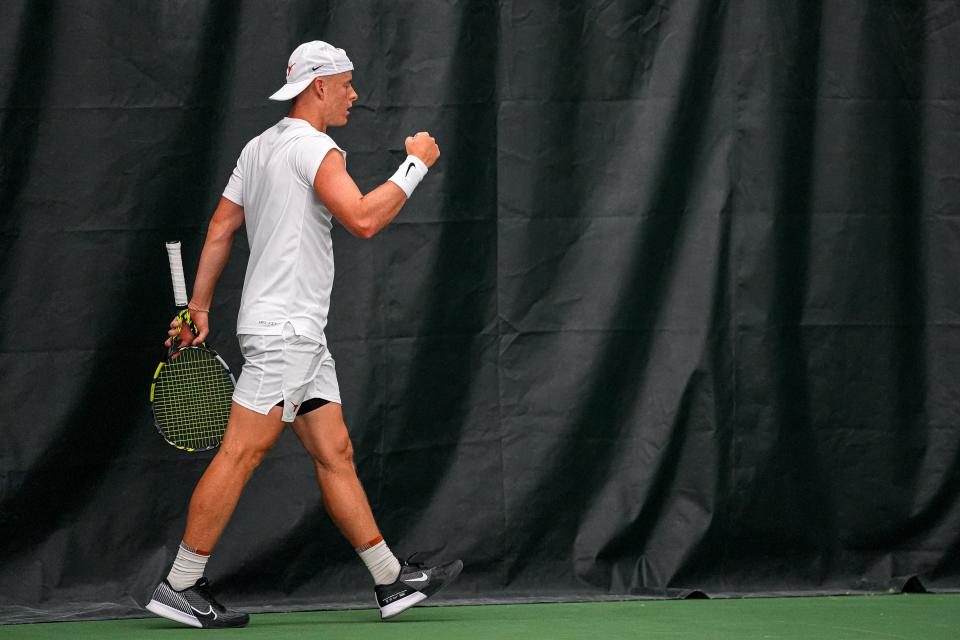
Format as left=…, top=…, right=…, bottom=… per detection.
left=314, top=132, right=440, bottom=239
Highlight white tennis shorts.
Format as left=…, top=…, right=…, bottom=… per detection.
left=232, top=322, right=341, bottom=422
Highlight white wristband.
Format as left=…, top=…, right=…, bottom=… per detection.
left=388, top=155, right=429, bottom=198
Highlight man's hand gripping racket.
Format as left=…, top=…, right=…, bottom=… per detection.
left=149, top=241, right=235, bottom=452
left=165, top=307, right=206, bottom=352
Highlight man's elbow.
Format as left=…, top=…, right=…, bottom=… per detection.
left=338, top=203, right=379, bottom=239
left=208, top=217, right=238, bottom=242
left=348, top=220, right=378, bottom=239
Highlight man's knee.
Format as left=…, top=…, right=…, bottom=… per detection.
left=314, top=432, right=355, bottom=473
left=218, top=440, right=270, bottom=474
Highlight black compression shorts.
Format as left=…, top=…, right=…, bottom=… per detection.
left=273, top=397, right=330, bottom=416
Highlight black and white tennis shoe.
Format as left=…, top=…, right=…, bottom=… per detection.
left=145, top=578, right=249, bottom=628
left=375, top=555, right=463, bottom=620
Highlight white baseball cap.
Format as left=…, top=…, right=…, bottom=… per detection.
left=268, top=41, right=354, bottom=101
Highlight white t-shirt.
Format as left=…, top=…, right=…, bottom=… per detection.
left=222, top=117, right=344, bottom=343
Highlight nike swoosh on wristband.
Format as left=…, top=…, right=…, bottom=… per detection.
left=405, top=162, right=416, bottom=177
left=405, top=572, right=428, bottom=583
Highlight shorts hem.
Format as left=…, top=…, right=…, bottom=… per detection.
left=282, top=393, right=342, bottom=422
left=232, top=395, right=278, bottom=416
left=233, top=394, right=342, bottom=419
left=312, top=393, right=342, bottom=407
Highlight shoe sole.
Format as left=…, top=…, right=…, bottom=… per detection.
left=380, top=559, right=464, bottom=620
left=146, top=599, right=202, bottom=628
left=380, top=591, right=428, bottom=619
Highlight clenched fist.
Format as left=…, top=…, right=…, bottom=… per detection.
left=406, top=132, right=440, bottom=168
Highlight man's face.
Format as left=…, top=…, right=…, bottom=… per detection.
left=320, top=71, right=358, bottom=127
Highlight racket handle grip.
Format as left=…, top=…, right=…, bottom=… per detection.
left=166, top=241, right=189, bottom=307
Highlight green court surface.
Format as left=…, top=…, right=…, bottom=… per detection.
left=1, top=594, right=957, bottom=639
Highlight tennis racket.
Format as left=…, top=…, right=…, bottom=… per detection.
left=149, top=240, right=235, bottom=451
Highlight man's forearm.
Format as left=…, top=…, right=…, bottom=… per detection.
left=353, top=181, right=408, bottom=238
left=190, top=219, right=236, bottom=308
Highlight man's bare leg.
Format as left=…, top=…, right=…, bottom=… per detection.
left=147, top=402, right=284, bottom=629
left=183, top=402, right=286, bottom=552
left=292, top=401, right=406, bottom=592
left=290, top=402, right=379, bottom=546
left=291, top=402, right=464, bottom=618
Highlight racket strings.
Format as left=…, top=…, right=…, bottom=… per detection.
left=153, top=348, right=233, bottom=449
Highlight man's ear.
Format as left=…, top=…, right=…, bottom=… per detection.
left=313, top=76, right=325, bottom=97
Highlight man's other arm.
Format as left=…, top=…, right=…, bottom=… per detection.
left=314, top=132, right=439, bottom=239
left=188, top=196, right=244, bottom=343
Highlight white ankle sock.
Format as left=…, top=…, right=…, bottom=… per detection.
left=166, top=542, right=209, bottom=591
left=358, top=540, right=401, bottom=585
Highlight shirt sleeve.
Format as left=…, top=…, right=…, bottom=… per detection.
left=222, top=145, right=246, bottom=206
left=294, top=134, right=345, bottom=187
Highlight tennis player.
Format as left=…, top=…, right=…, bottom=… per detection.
left=145, top=41, right=462, bottom=629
